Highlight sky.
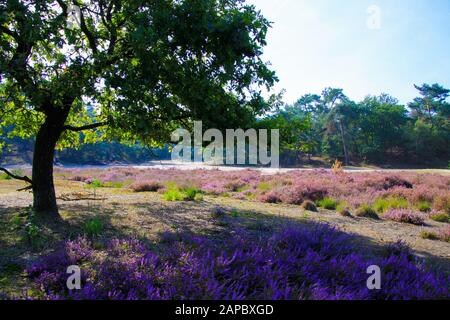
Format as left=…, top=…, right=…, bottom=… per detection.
left=248, top=0, right=450, bottom=104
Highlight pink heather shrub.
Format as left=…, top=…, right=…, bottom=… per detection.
left=384, top=209, right=426, bottom=225
left=68, top=175, right=91, bottom=182
left=364, top=175, right=413, bottom=191
left=407, top=185, right=436, bottom=204
left=280, top=181, right=328, bottom=205
left=233, top=190, right=255, bottom=200
left=201, top=182, right=228, bottom=195
left=130, top=181, right=163, bottom=192
left=258, top=191, right=282, bottom=203
left=225, top=180, right=246, bottom=192
left=434, top=195, right=450, bottom=214
left=439, top=225, right=450, bottom=242
left=98, top=173, right=123, bottom=183
left=57, top=168, right=450, bottom=210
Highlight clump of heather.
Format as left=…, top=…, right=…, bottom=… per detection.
left=68, top=175, right=92, bottom=183
left=258, top=191, right=282, bottom=204
left=280, top=181, right=328, bottom=205
left=421, top=225, right=450, bottom=243
left=301, top=200, right=318, bottom=212
left=434, top=195, right=450, bottom=215
left=439, top=225, right=450, bottom=242
left=25, top=224, right=449, bottom=300
left=384, top=209, right=426, bottom=225
left=26, top=237, right=94, bottom=294
left=337, top=207, right=352, bottom=217
left=130, top=181, right=163, bottom=192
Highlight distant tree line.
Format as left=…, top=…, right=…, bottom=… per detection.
left=2, top=83, right=448, bottom=168
left=0, top=136, right=170, bottom=166
left=259, top=83, right=450, bottom=167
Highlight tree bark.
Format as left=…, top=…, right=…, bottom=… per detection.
left=338, top=120, right=349, bottom=166
left=32, top=113, right=68, bottom=218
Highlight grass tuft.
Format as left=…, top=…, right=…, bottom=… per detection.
left=82, top=218, right=103, bottom=237
left=163, top=189, right=185, bottom=201
left=355, top=205, right=379, bottom=219
left=415, top=201, right=432, bottom=213
left=430, top=213, right=450, bottom=223
left=373, top=197, right=408, bottom=214
left=183, top=187, right=201, bottom=201
left=317, top=198, right=338, bottom=210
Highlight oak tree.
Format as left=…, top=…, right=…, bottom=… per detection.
left=0, top=0, right=276, bottom=217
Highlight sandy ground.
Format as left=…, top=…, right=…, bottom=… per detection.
left=5, top=160, right=450, bottom=175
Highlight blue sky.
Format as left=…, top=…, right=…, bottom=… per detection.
left=249, top=0, right=450, bottom=104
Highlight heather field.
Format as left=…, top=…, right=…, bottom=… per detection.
left=0, top=168, right=449, bottom=300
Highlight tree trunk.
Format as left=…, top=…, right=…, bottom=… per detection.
left=338, top=121, right=349, bottom=166
left=32, top=117, right=66, bottom=218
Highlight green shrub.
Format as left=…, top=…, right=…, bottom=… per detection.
left=415, top=201, right=432, bottom=213
left=430, top=213, right=450, bottom=223
left=10, top=214, right=24, bottom=229
left=194, top=193, right=204, bottom=202
left=184, top=187, right=201, bottom=201
left=373, top=197, right=408, bottom=214
left=0, top=173, right=9, bottom=180
left=231, top=209, right=240, bottom=218
left=165, top=181, right=179, bottom=190
left=87, top=179, right=103, bottom=188
left=25, top=221, right=42, bottom=247
left=355, top=205, right=379, bottom=219
left=420, top=231, right=439, bottom=241
left=317, top=198, right=338, bottom=210
left=245, top=192, right=255, bottom=200
left=26, top=223, right=40, bottom=239
left=103, top=181, right=124, bottom=188
left=163, top=189, right=185, bottom=201
left=83, top=218, right=103, bottom=237
left=257, top=182, right=272, bottom=192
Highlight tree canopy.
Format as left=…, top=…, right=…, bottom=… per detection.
left=0, top=0, right=277, bottom=215
left=272, top=84, right=449, bottom=166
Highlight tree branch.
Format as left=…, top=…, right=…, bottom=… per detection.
left=56, top=0, right=98, bottom=54
left=75, top=2, right=98, bottom=55
left=63, top=122, right=108, bottom=132
left=0, top=167, right=33, bottom=185
left=0, top=25, right=19, bottom=40
left=17, top=185, right=33, bottom=192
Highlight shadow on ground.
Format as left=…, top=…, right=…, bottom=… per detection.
left=1, top=197, right=449, bottom=295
